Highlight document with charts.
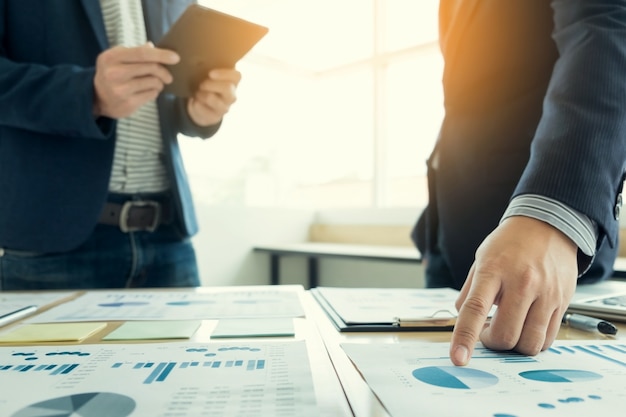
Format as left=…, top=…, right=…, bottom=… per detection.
left=342, top=340, right=626, bottom=417
left=0, top=341, right=318, bottom=417
left=27, top=287, right=305, bottom=323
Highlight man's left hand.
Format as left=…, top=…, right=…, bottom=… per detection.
left=187, top=69, right=241, bottom=126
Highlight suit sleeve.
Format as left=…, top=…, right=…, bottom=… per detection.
left=173, top=97, right=221, bottom=139
left=0, top=5, right=112, bottom=140
left=0, top=58, right=112, bottom=139
left=513, top=0, right=626, bottom=248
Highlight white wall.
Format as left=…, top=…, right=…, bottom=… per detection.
left=192, top=203, right=313, bottom=286
left=192, top=203, right=425, bottom=288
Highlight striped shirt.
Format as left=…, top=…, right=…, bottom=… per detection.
left=100, top=0, right=170, bottom=193
left=432, top=144, right=598, bottom=268
left=501, top=195, right=598, bottom=275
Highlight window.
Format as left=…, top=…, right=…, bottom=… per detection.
left=181, top=0, right=443, bottom=209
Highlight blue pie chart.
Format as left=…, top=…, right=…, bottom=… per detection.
left=98, top=302, right=149, bottom=307
left=11, top=392, right=135, bottom=417
left=166, top=301, right=215, bottom=306
left=519, top=369, right=602, bottom=383
left=412, top=366, right=499, bottom=389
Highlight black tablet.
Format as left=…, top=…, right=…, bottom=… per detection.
left=157, top=4, right=268, bottom=97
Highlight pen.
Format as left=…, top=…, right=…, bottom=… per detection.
left=562, top=313, right=618, bottom=336
left=0, top=305, right=38, bottom=328
left=393, top=312, right=457, bottom=328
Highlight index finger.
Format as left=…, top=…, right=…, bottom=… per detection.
left=118, top=44, right=180, bottom=65
left=449, top=268, right=500, bottom=366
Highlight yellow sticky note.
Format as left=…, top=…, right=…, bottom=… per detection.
left=0, top=322, right=106, bottom=343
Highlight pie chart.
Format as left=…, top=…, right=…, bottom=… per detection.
left=519, top=369, right=602, bottom=383
left=412, top=366, right=499, bottom=389
left=11, top=392, right=135, bottom=417
left=98, top=302, right=149, bottom=307
left=166, top=300, right=215, bottom=306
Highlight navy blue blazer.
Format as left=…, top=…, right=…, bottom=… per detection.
left=0, top=0, right=219, bottom=252
left=414, top=0, right=626, bottom=288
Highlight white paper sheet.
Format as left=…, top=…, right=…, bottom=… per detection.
left=314, top=287, right=462, bottom=324
left=0, top=291, right=75, bottom=317
left=342, top=340, right=626, bottom=417
left=0, top=341, right=319, bottom=417
left=27, top=288, right=304, bottom=323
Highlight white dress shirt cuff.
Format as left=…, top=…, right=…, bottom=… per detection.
left=500, top=195, right=598, bottom=257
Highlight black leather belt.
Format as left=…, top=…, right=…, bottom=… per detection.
left=98, top=198, right=173, bottom=232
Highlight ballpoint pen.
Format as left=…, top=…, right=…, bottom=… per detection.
left=562, top=312, right=618, bottom=336
left=0, top=305, right=38, bottom=328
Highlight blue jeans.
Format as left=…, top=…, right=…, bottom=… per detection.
left=0, top=223, right=200, bottom=290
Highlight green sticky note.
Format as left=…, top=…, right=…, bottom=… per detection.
left=211, top=318, right=295, bottom=338
left=0, top=322, right=106, bottom=343
left=102, top=320, right=201, bottom=341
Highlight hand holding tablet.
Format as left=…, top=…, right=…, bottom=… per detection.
left=157, top=4, right=268, bottom=97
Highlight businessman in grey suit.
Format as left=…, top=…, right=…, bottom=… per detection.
left=413, top=0, right=626, bottom=364
left=0, top=1, right=240, bottom=289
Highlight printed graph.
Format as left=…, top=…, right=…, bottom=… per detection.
left=412, top=366, right=499, bottom=389
left=342, top=340, right=626, bottom=417
left=519, top=369, right=602, bottom=383
left=0, top=342, right=319, bottom=417
left=112, top=355, right=267, bottom=384
left=11, top=392, right=135, bottom=417
left=1, top=363, right=80, bottom=376
left=27, top=289, right=305, bottom=322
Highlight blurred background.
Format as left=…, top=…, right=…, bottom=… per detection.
left=177, top=0, right=445, bottom=288
left=184, top=0, right=442, bottom=210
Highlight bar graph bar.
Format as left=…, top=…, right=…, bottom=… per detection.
left=547, top=343, right=626, bottom=367
left=110, top=356, right=269, bottom=384
left=0, top=363, right=79, bottom=376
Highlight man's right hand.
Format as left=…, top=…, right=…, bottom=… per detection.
left=449, top=216, right=578, bottom=366
left=93, top=43, right=179, bottom=119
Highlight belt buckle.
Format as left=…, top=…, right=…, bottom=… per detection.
left=120, top=200, right=161, bottom=233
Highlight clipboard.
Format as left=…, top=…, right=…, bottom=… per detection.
left=157, top=4, right=268, bottom=97
left=310, top=287, right=461, bottom=332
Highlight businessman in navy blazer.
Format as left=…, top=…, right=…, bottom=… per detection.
left=0, top=1, right=241, bottom=289
left=413, top=0, right=626, bottom=365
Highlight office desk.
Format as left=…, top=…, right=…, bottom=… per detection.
left=305, top=286, right=626, bottom=417
left=0, top=286, right=352, bottom=417
left=254, top=242, right=421, bottom=287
